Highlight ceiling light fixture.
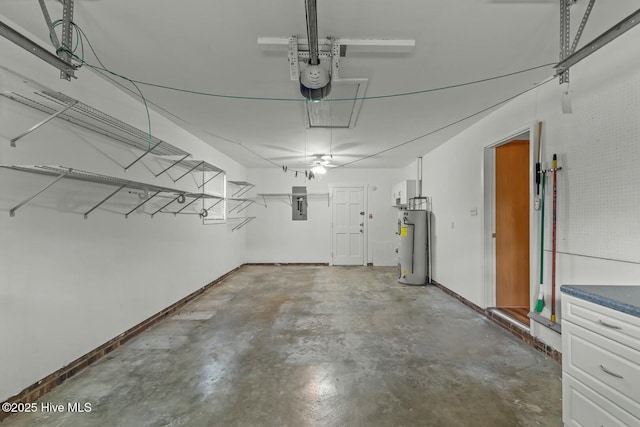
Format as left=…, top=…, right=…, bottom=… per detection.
left=311, top=163, right=327, bottom=175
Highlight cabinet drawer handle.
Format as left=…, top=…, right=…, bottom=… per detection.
left=599, top=364, right=624, bottom=379
left=598, top=320, right=622, bottom=330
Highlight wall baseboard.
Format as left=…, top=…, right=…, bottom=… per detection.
left=431, top=280, right=562, bottom=364
left=0, top=265, right=242, bottom=422
left=243, top=262, right=330, bottom=266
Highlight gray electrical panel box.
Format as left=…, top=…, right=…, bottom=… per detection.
left=292, top=186, right=307, bottom=220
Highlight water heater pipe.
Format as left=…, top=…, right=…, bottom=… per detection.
left=417, top=157, right=423, bottom=197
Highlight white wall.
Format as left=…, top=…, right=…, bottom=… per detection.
left=405, top=26, right=640, bottom=350
left=245, top=168, right=403, bottom=265
left=0, top=19, right=247, bottom=400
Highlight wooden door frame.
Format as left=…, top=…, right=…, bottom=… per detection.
left=481, top=123, right=538, bottom=321
left=329, top=185, right=368, bottom=266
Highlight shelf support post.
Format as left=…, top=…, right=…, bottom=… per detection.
left=559, top=0, right=571, bottom=85
left=59, top=0, right=75, bottom=80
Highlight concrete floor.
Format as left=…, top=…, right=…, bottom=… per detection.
left=4, top=266, right=562, bottom=426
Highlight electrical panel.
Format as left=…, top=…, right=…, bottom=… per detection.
left=292, top=186, right=307, bottom=220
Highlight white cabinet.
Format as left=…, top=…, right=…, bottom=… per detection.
left=562, top=293, right=640, bottom=426
left=391, top=180, right=416, bottom=207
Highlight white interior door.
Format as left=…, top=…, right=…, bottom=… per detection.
left=332, top=187, right=365, bottom=266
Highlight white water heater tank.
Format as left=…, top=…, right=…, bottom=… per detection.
left=397, top=209, right=430, bottom=285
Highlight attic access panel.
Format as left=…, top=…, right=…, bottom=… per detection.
left=302, top=78, right=368, bottom=129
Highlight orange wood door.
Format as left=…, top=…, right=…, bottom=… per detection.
left=495, top=140, right=530, bottom=308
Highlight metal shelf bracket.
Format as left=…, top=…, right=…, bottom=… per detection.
left=232, top=217, right=255, bottom=231
left=174, top=195, right=203, bottom=215
left=198, top=171, right=223, bottom=189
left=124, top=140, right=165, bottom=171
left=83, top=184, right=126, bottom=219
left=125, top=190, right=161, bottom=218
left=9, top=170, right=68, bottom=217
left=228, top=181, right=255, bottom=197
left=205, top=198, right=224, bottom=211
left=150, top=194, right=183, bottom=218
left=236, top=200, right=255, bottom=214
left=228, top=199, right=255, bottom=214
left=10, top=101, right=78, bottom=147
left=173, top=161, right=204, bottom=183
left=153, top=154, right=190, bottom=178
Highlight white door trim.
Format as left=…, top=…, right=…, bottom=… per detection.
left=481, top=123, right=537, bottom=313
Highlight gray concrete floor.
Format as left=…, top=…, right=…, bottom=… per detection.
left=3, top=266, right=562, bottom=426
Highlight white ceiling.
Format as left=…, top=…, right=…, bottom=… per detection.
left=1, top=0, right=638, bottom=170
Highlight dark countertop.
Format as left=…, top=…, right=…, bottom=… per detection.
left=561, top=285, right=640, bottom=318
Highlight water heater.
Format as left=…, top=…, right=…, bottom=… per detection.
left=397, top=209, right=430, bottom=285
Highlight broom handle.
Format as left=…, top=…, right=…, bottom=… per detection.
left=539, top=172, right=546, bottom=285
left=551, top=155, right=558, bottom=323
left=536, top=122, right=543, bottom=195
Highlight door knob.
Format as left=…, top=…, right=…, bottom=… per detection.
left=359, top=222, right=364, bottom=227
left=360, top=229, right=363, bottom=233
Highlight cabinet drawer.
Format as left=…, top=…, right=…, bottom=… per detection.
left=562, top=294, right=640, bottom=352
left=563, top=373, right=640, bottom=427
left=563, top=321, right=640, bottom=419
